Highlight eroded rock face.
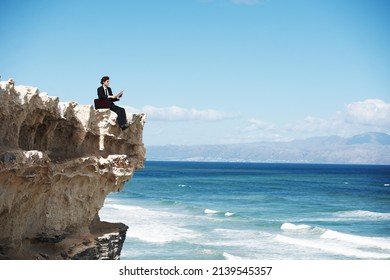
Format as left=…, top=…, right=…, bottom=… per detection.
left=0, top=81, right=146, bottom=259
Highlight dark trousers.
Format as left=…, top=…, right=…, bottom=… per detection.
left=110, top=104, right=127, bottom=126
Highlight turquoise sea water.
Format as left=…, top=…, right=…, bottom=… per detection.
left=99, top=161, right=390, bottom=260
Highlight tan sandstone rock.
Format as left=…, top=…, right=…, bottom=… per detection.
left=0, top=80, right=146, bottom=259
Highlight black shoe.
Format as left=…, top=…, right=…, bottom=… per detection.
left=121, top=124, right=129, bottom=130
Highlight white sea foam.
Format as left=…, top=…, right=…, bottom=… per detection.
left=206, top=228, right=274, bottom=250
left=291, top=210, right=390, bottom=223
left=321, top=229, right=390, bottom=250
left=275, top=234, right=390, bottom=259
left=278, top=222, right=390, bottom=259
left=104, top=203, right=144, bottom=211
left=281, top=222, right=313, bottom=231
left=223, top=252, right=245, bottom=260
left=178, top=184, right=191, bottom=188
left=204, top=209, right=235, bottom=216
left=204, top=209, right=220, bottom=214
left=334, top=210, right=390, bottom=221
left=214, top=228, right=271, bottom=237
left=100, top=202, right=199, bottom=243
left=128, top=223, right=197, bottom=243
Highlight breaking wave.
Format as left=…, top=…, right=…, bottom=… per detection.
left=333, top=210, right=390, bottom=221
left=278, top=222, right=390, bottom=259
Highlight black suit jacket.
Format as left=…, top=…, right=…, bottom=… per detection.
left=97, top=86, right=118, bottom=107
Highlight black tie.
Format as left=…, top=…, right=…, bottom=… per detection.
left=105, top=88, right=108, bottom=97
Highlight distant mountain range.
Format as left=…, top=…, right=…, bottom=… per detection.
left=346, top=132, right=390, bottom=145
left=146, top=132, right=390, bottom=164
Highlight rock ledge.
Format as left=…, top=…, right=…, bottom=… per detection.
left=0, top=80, right=145, bottom=259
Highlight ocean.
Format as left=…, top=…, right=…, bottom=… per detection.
left=99, top=161, right=390, bottom=260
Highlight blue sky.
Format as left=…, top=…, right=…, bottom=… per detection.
left=2, top=0, right=390, bottom=145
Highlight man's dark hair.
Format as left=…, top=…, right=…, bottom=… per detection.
left=101, top=76, right=110, bottom=84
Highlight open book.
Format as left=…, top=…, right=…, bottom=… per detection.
left=115, top=90, right=124, bottom=99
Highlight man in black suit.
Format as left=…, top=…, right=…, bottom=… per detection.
left=97, top=76, right=129, bottom=130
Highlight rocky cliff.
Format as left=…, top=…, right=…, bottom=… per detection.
left=0, top=79, right=146, bottom=259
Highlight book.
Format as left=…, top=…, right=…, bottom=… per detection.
left=116, top=90, right=124, bottom=98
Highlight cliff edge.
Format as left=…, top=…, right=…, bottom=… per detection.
left=0, top=80, right=146, bottom=259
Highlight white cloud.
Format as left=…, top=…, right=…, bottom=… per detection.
left=126, top=99, right=390, bottom=145
left=243, top=118, right=275, bottom=132
left=285, top=100, right=390, bottom=138
left=297, top=99, right=389, bottom=133
left=346, top=99, right=390, bottom=127
left=233, top=99, right=390, bottom=143
left=285, top=115, right=346, bottom=136
left=125, top=105, right=237, bottom=121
